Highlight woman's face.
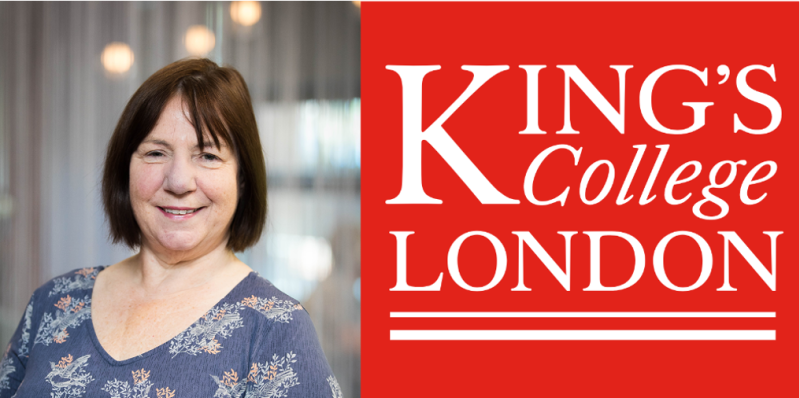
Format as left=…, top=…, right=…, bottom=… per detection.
left=129, top=96, right=238, bottom=257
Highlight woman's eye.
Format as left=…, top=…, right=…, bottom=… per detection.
left=144, top=151, right=166, bottom=159
left=200, top=153, right=221, bottom=162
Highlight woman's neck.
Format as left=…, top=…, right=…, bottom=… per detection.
left=119, top=239, right=249, bottom=298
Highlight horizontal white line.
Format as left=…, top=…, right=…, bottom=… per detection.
left=390, top=312, right=776, bottom=318
left=390, top=330, right=776, bottom=341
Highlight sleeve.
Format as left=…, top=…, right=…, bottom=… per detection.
left=0, top=292, right=37, bottom=398
left=246, top=309, right=341, bottom=398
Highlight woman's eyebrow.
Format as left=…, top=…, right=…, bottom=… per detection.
left=196, top=139, right=229, bottom=150
left=142, top=139, right=171, bottom=149
left=142, top=139, right=227, bottom=150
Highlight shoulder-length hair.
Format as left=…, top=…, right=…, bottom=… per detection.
left=102, top=58, right=267, bottom=252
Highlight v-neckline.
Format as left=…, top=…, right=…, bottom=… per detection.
left=86, top=266, right=256, bottom=366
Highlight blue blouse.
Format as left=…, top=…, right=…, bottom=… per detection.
left=0, top=266, right=342, bottom=398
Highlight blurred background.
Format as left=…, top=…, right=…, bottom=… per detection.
left=0, top=1, right=361, bottom=396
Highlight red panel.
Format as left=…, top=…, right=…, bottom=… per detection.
left=362, top=3, right=798, bottom=396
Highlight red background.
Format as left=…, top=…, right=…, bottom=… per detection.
left=362, top=3, right=798, bottom=396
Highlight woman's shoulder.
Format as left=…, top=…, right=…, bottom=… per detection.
left=30, top=266, right=103, bottom=304
left=228, top=273, right=337, bottom=395
left=13, top=267, right=101, bottom=352
left=231, top=272, right=310, bottom=327
left=236, top=272, right=301, bottom=304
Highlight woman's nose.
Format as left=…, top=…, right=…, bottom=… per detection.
left=163, top=155, right=197, bottom=195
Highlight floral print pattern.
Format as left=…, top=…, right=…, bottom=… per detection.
left=210, top=369, right=247, bottom=398
left=168, top=303, right=245, bottom=358
left=34, top=295, right=92, bottom=346
left=1, top=269, right=337, bottom=398
left=46, top=354, right=94, bottom=398
left=240, top=296, right=303, bottom=324
left=18, top=301, right=33, bottom=357
left=327, top=375, right=342, bottom=398
left=49, top=268, right=99, bottom=297
left=102, top=368, right=175, bottom=398
left=0, top=354, right=14, bottom=390
left=156, top=387, right=176, bottom=398
left=210, top=352, right=300, bottom=398
left=168, top=295, right=304, bottom=359
left=243, top=352, right=300, bottom=398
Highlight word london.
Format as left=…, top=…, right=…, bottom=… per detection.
left=390, top=230, right=781, bottom=293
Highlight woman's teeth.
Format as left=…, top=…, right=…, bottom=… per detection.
left=163, top=208, right=199, bottom=215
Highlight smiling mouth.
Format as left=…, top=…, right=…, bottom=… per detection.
left=159, top=207, right=204, bottom=215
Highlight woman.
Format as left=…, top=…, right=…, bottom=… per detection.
left=0, top=59, right=341, bottom=398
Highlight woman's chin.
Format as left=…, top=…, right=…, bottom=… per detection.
left=153, top=234, right=206, bottom=255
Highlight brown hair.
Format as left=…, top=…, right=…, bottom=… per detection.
left=102, top=58, right=267, bottom=252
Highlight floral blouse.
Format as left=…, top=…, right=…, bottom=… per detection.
left=0, top=266, right=342, bottom=398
